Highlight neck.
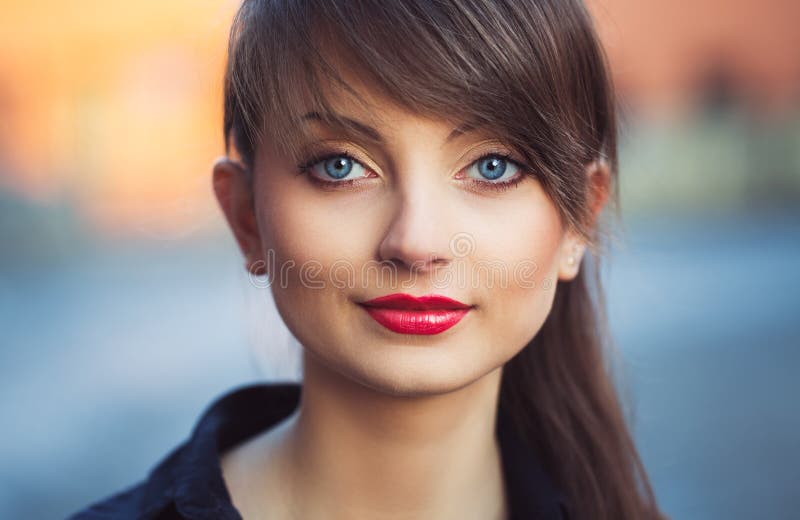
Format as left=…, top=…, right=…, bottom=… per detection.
left=283, top=351, right=508, bottom=520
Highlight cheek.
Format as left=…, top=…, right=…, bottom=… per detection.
left=252, top=175, right=367, bottom=346
left=465, top=191, right=564, bottom=353
left=255, top=173, right=375, bottom=270
left=256, top=189, right=323, bottom=267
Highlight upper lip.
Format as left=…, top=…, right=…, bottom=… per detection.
left=359, top=293, right=472, bottom=310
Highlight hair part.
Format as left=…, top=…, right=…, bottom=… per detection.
left=222, top=1, right=662, bottom=518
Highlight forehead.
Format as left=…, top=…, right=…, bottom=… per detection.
left=259, top=31, right=499, bottom=164
left=309, top=60, right=416, bottom=132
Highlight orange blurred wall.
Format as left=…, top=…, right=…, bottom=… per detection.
left=588, top=0, right=800, bottom=112
left=0, top=0, right=238, bottom=235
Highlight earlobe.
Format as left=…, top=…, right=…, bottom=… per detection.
left=211, top=156, right=265, bottom=274
left=557, top=237, right=585, bottom=282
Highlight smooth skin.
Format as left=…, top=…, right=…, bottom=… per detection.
left=212, top=64, right=610, bottom=520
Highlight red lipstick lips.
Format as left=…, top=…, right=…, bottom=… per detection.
left=358, top=293, right=473, bottom=335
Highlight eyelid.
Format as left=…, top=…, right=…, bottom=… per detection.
left=296, top=141, right=380, bottom=174
left=459, top=140, right=528, bottom=166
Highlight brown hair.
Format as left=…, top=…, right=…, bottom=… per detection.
left=221, top=1, right=664, bottom=518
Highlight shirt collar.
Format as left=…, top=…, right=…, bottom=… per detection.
left=140, top=382, right=568, bottom=520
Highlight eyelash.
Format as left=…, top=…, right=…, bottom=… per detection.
left=296, top=148, right=530, bottom=193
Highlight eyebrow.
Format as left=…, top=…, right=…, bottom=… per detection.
left=300, top=111, right=478, bottom=145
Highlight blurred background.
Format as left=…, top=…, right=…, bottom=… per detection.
left=1, top=0, right=798, bottom=518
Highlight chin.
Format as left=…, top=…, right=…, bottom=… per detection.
left=321, top=341, right=503, bottom=398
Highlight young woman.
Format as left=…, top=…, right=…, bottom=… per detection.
left=70, top=0, right=665, bottom=518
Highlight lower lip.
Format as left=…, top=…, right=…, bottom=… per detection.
left=359, top=306, right=472, bottom=335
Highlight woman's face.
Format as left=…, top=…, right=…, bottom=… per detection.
left=215, top=74, right=592, bottom=397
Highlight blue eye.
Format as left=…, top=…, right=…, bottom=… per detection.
left=300, top=153, right=370, bottom=183
left=323, top=156, right=353, bottom=179
left=466, top=154, right=520, bottom=183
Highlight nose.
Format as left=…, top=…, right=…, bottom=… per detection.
left=378, top=188, right=453, bottom=275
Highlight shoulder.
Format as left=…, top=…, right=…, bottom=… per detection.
left=65, top=443, right=187, bottom=520
left=65, top=382, right=302, bottom=520
left=66, top=481, right=150, bottom=520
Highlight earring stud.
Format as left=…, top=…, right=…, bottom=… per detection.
left=567, top=244, right=582, bottom=267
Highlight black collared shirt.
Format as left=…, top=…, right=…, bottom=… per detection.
left=68, top=382, right=569, bottom=519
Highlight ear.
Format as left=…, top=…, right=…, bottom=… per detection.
left=211, top=157, right=267, bottom=275
left=557, top=159, right=611, bottom=281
